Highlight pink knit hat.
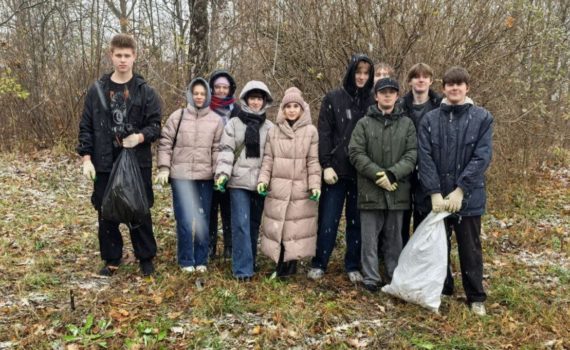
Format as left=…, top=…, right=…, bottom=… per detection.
left=281, top=87, right=305, bottom=110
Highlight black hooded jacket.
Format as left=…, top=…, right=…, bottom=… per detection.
left=400, top=88, right=442, bottom=210
left=318, top=54, right=375, bottom=180
left=77, top=73, right=162, bottom=172
left=400, top=89, right=443, bottom=131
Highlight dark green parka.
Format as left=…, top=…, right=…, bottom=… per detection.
left=348, top=105, right=417, bottom=210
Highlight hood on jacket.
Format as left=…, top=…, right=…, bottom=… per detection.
left=276, top=87, right=312, bottom=129
left=186, top=77, right=211, bottom=109
left=208, top=69, right=237, bottom=97
left=367, top=104, right=405, bottom=122
left=342, top=54, right=375, bottom=97
left=440, top=96, right=474, bottom=114
left=441, top=96, right=474, bottom=106
left=239, top=80, right=274, bottom=114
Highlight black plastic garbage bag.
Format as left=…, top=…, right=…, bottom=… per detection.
left=101, top=149, right=150, bottom=224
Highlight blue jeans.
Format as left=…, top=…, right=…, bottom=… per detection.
left=171, top=179, right=213, bottom=267
left=311, top=179, right=361, bottom=272
left=230, top=188, right=264, bottom=278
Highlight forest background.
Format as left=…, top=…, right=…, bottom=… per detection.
left=0, top=0, right=569, bottom=349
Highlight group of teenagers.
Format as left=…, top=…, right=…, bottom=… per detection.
left=77, top=34, right=493, bottom=316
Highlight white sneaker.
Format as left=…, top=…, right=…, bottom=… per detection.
left=181, top=266, right=195, bottom=273
left=347, top=271, right=364, bottom=283
left=471, top=302, right=486, bottom=316
left=196, top=265, right=207, bottom=273
left=307, top=268, right=324, bottom=280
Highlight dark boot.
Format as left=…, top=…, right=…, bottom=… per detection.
left=140, top=259, right=154, bottom=276
left=223, top=245, right=232, bottom=259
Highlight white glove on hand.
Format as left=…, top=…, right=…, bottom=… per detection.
left=446, top=187, right=464, bottom=213
left=122, top=133, right=143, bottom=148
left=82, top=159, right=96, bottom=181
left=323, top=167, right=338, bottom=185
left=431, top=193, right=448, bottom=213
left=375, top=171, right=397, bottom=191
left=155, top=169, right=170, bottom=186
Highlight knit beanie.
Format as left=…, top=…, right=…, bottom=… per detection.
left=213, top=76, right=231, bottom=87
left=281, top=87, right=305, bottom=110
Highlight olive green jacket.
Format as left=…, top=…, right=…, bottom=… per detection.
left=348, top=105, right=417, bottom=210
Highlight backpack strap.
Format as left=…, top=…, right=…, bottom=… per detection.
left=171, top=109, right=185, bottom=150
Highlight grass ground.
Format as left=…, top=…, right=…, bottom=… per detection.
left=0, top=150, right=568, bottom=349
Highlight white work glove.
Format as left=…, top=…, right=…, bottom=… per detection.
left=155, top=169, right=170, bottom=186
left=446, top=187, right=464, bottom=213
left=323, top=167, right=338, bottom=185
left=82, top=159, right=96, bottom=181
left=431, top=193, right=448, bottom=213
left=375, top=171, right=398, bottom=191
left=122, top=133, right=143, bottom=148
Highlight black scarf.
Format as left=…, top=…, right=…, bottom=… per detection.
left=238, top=111, right=266, bottom=158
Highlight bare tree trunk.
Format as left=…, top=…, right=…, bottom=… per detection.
left=187, top=0, right=209, bottom=79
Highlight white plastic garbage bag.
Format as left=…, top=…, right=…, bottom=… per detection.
left=381, top=211, right=450, bottom=313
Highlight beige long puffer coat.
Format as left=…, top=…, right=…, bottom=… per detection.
left=258, top=103, right=321, bottom=263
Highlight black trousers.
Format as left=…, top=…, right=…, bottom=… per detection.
left=399, top=207, right=428, bottom=247
left=442, top=215, right=486, bottom=303
left=91, top=169, right=157, bottom=263
left=209, top=189, right=232, bottom=254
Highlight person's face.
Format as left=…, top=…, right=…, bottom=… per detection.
left=410, top=73, right=433, bottom=94
left=284, top=102, right=302, bottom=121
left=247, top=95, right=264, bottom=112
left=374, top=69, right=391, bottom=84
left=192, top=84, right=207, bottom=108
left=355, top=62, right=370, bottom=88
left=443, top=82, right=469, bottom=105
left=375, top=88, right=399, bottom=110
left=110, top=47, right=136, bottom=74
left=214, top=84, right=230, bottom=98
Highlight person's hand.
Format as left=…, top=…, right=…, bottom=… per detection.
left=82, top=159, right=96, bottom=181
left=155, top=169, right=170, bottom=186
left=257, top=183, right=268, bottom=197
left=214, top=175, right=228, bottom=192
left=446, top=187, right=464, bottom=213
left=431, top=193, right=448, bottom=213
left=309, top=189, right=321, bottom=201
left=122, top=133, right=143, bottom=148
left=375, top=171, right=397, bottom=191
left=323, top=167, right=338, bottom=185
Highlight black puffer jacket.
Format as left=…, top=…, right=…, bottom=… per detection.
left=400, top=89, right=442, bottom=211
left=77, top=73, right=162, bottom=172
left=318, top=54, right=375, bottom=180
left=417, top=99, right=494, bottom=216
left=401, top=89, right=442, bottom=131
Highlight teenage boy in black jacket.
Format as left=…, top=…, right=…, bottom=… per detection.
left=308, top=54, right=374, bottom=282
left=400, top=63, right=442, bottom=245
left=77, top=34, right=162, bottom=277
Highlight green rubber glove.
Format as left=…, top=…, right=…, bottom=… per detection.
left=215, top=175, right=228, bottom=192
left=257, top=182, right=268, bottom=197
left=309, top=188, right=321, bottom=202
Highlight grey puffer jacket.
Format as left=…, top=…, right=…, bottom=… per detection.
left=215, top=81, right=274, bottom=191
